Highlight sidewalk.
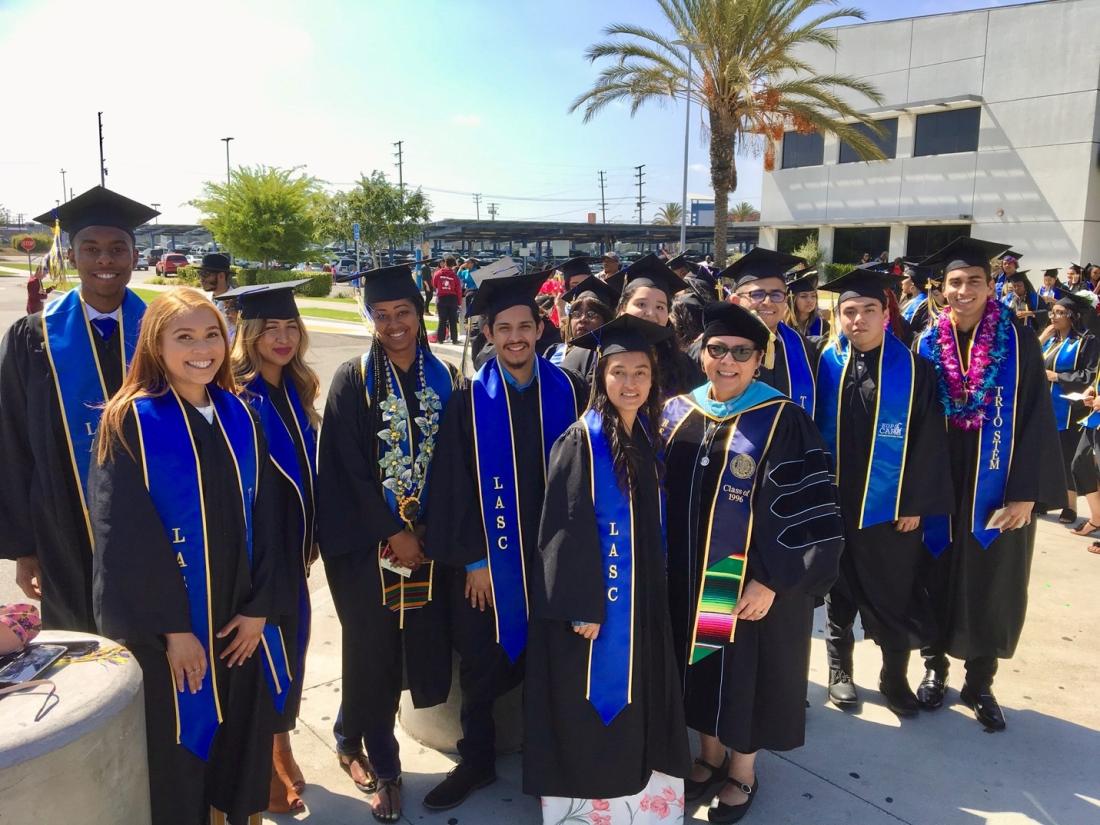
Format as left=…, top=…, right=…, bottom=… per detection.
left=268, top=514, right=1100, bottom=825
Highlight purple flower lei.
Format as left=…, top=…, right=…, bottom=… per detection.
left=930, top=299, right=1011, bottom=430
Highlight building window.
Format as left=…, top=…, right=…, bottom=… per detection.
left=776, top=228, right=818, bottom=255
left=781, top=132, right=824, bottom=169
left=838, top=119, right=898, bottom=163
left=914, top=108, right=981, bottom=157
left=906, top=224, right=971, bottom=261
left=832, top=227, right=891, bottom=265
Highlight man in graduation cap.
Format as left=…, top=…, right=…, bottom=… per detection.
left=317, top=263, right=458, bottom=819
left=914, top=237, right=1065, bottom=731
left=424, top=272, right=587, bottom=810
left=0, top=186, right=157, bottom=630
left=721, top=246, right=822, bottom=414
left=814, top=268, right=953, bottom=715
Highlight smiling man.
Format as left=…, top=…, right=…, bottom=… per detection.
left=0, top=187, right=157, bottom=630
left=425, top=271, right=586, bottom=811
left=814, top=268, right=953, bottom=717
left=914, top=237, right=1065, bottom=731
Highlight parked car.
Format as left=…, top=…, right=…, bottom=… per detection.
left=147, top=247, right=166, bottom=265
left=136, top=254, right=150, bottom=271
left=186, top=254, right=204, bottom=266
left=156, top=253, right=189, bottom=276
left=332, top=258, right=357, bottom=277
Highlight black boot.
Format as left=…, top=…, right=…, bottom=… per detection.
left=916, top=653, right=948, bottom=710
left=828, top=666, right=859, bottom=709
left=879, top=649, right=920, bottom=717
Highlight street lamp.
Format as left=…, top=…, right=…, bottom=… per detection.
left=221, top=137, right=234, bottom=186
left=672, top=40, right=693, bottom=252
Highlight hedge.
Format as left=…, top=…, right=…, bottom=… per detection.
left=237, top=268, right=332, bottom=298
left=822, top=263, right=855, bottom=284
left=10, top=233, right=52, bottom=253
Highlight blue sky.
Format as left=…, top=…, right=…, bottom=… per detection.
left=0, top=0, right=1033, bottom=225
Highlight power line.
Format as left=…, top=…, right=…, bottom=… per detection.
left=634, top=164, right=646, bottom=224
left=597, top=170, right=607, bottom=223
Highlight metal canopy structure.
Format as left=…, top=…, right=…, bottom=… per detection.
left=422, top=218, right=758, bottom=247
left=133, top=224, right=212, bottom=242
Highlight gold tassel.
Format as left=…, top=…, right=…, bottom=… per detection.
left=764, top=331, right=776, bottom=370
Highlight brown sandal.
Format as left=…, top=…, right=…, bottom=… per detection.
left=274, top=740, right=306, bottom=794
left=371, top=777, right=402, bottom=823
left=338, top=751, right=378, bottom=794
left=1072, top=520, right=1099, bottom=536
left=1089, top=541, right=1100, bottom=554
left=266, top=766, right=304, bottom=813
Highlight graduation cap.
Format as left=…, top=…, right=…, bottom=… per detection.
left=473, top=256, right=523, bottom=286
left=468, top=270, right=550, bottom=316
left=666, top=253, right=700, bottom=275
left=717, top=247, right=805, bottom=288
left=1055, top=291, right=1095, bottom=315
left=353, top=263, right=420, bottom=304
left=569, top=313, right=673, bottom=355
left=701, top=301, right=771, bottom=350
left=1042, top=268, right=1060, bottom=279
left=819, top=267, right=896, bottom=305
left=217, top=279, right=309, bottom=320
left=1004, top=269, right=1032, bottom=282
left=903, top=263, right=936, bottom=288
left=561, top=275, right=620, bottom=308
left=35, top=185, right=159, bottom=237
left=999, top=250, right=1023, bottom=262
left=786, top=270, right=818, bottom=294
left=200, top=253, right=231, bottom=272
left=556, top=256, right=593, bottom=280
left=919, top=237, right=1012, bottom=275
left=622, top=253, right=687, bottom=299
left=603, top=270, right=626, bottom=294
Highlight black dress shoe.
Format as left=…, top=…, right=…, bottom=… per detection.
left=879, top=676, right=920, bottom=717
left=686, top=754, right=730, bottom=803
left=422, top=761, right=496, bottom=810
left=828, top=667, right=859, bottom=709
left=960, top=684, right=1006, bottom=731
left=1058, top=508, right=1078, bottom=524
left=916, top=668, right=947, bottom=709
left=709, top=777, right=758, bottom=823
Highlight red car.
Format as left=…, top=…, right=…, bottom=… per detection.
left=156, top=253, right=189, bottom=276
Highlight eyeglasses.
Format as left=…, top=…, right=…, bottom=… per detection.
left=1050, top=309, right=1071, bottom=318
left=570, top=310, right=605, bottom=322
left=705, top=343, right=757, bottom=362
left=737, top=289, right=787, bottom=304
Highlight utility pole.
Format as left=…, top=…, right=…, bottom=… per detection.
left=60, top=169, right=67, bottom=203
left=487, top=202, right=499, bottom=221
left=151, top=203, right=160, bottom=225
left=473, top=193, right=482, bottom=220
left=598, top=170, right=607, bottom=223
left=634, top=164, right=646, bottom=224
left=393, top=140, right=405, bottom=200
left=97, top=112, right=107, bottom=186
left=221, top=137, right=234, bottom=187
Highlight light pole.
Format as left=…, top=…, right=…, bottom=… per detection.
left=221, top=137, right=234, bottom=186
left=673, top=40, right=693, bottom=252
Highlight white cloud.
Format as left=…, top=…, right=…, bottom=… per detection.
left=688, top=163, right=707, bottom=173
left=450, top=115, right=482, bottom=128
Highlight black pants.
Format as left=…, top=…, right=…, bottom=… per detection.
left=824, top=589, right=912, bottom=671
left=920, top=648, right=999, bottom=693
left=1072, top=428, right=1100, bottom=496
left=437, top=296, right=460, bottom=344
left=1059, top=427, right=1081, bottom=495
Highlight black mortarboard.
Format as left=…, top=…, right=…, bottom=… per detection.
left=718, top=247, right=805, bottom=287
left=920, top=237, right=1012, bottom=275
left=217, top=280, right=309, bottom=320
left=819, top=267, right=895, bottom=305
left=622, top=253, right=687, bottom=299
left=701, top=302, right=771, bottom=349
left=35, top=185, right=159, bottom=237
left=352, top=264, right=421, bottom=304
left=557, top=256, right=593, bottom=279
left=561, top=275, right=620, bottom=307
left=999, top=250, right=1023, bottom=262
left=666, top=253, right=700, bottom=275
left=603, top=270, right=626, bottom=294
left=1056, top=292, right=1094, bottom=315
left=1004, top=269, right=1032, bottom=282
left=200, top=253, right=231, bottom=272
left=903, top=263, right=935, bottom=288
left=786, top=270, right=818, bottom=294
left=468, top=271, right=550, bottom=316
left=569, top=314, right=674, bottom=355
left=1042, top=268, right=1059, bottom=279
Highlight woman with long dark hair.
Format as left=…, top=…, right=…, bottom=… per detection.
left=784, top=271, right=829, bottom=337
left=525, top=314, right=690, bottom=824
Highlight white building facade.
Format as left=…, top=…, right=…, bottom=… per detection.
left=758, top=0, right=1100, bottom=269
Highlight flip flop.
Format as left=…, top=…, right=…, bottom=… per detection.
left=371, top=777, right=402, bottom=823
left=1088, top=541, right=1100, bottom=555
left=338, top=751, right=378, bottom=794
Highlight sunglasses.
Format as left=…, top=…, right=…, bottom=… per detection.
left=705, top=343, right=757, bottom=362
left=737, top=289, right=788, bottom=304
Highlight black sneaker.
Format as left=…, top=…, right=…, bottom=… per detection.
left=422, top=761, right=496, bottom=811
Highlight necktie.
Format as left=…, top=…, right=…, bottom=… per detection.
left=90, top=317, right=118, bottom=340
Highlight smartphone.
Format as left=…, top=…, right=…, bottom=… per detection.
left=0, top=643, right=67, bottom=687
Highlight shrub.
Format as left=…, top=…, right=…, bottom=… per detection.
left=240, top=268, right=331, bottom=297
left=173, top=265, right=203, bottom=286
left=823, top=263, right=855, bottom=284
left=11, top=233, right=52, bottom=253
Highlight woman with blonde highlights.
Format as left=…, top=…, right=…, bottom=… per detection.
left=229, top=282, right=320, bottom=814
left=90, top=288, right=283, bottom=825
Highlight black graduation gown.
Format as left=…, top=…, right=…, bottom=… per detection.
left=558, top=345, right=600, bottom=386
left=0, top=314, right=125, bottom=630
left=830, top=346, right=952, bottom=651
left=316, top=357, right=455, bottom=739
left=1041, top=332, right=1099, bottom=494
left=263, top=381, right=315, bottom=731
left=524, top=421, right=691, bottom=799
left=90, top=405, right=278, bottom=825
left=655, top=339, right=705, bottom=400
left=664, top=398, right=843, bottom=753
left=918, top=320, right=1066, bottom=661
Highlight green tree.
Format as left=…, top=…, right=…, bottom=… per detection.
left=792, top=234, right=823, bottom=269
left=191, top=165, right=320, bottom=267
left=730, top=201, right=761, bottom=222
left=654, top=202, right=683, bottom=225
left=316, top=173, right=431, bottom=265
left=571, top=0, right=884, bottom=265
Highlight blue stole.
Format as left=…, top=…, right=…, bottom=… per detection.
left=806, top=315, right=825, bottom=337
left=918, top=323, right=1020, bottom=555
left=776, top=322, right=815, bottom=415
left=547, top=343, right=566, bottom=366
left=42, top=288, right=145, bottom=542
left=815, top=333, right=915, bottom=529
left=1039, top=285, right=1062, bottom=302
left=244, top=377, right=317, bottom=701
left=471, top=356, right=577, bottom=662
left=133, top=387, right=292, bottom=758
left=994, top=271, right=1006, bottom=298
left=581, top=409, right=638, bottom=725
left=901, top=293, right=927, bottom=323
left=1043, top=335, right=1083, bottom=431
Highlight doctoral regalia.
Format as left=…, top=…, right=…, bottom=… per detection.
left=90, top=388, right=282, bottom=825
left=524, top=413, right=690, bottom=799
left=815, top=332, right=952, bottom=650
left=661, top=383, right=843, bottom=752
left=916, top=314, right=1065, bottom=660
left=757, top=321, right=821, bottom=415
left=0, top=287, right=145, bottom=630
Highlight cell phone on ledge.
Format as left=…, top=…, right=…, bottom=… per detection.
left=0, top=643, right=67, bottom=688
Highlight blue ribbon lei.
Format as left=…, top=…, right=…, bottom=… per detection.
left=42, top=288, right=145, bottom=542
left=776, top=321, right=815, bottom=415
left=1043, top=335, right=1082, bottom=431
left=582, top=409, right=635, bottom=725
left=471, top=356, right=577, bottom=662
left=901, top=292, right=927, bottom=323
left=134, top=386, right=292, bottom=758
left=816, top=332, right=915, bottom=529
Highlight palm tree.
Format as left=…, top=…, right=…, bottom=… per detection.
left=570, top=0, right=885, bottom=265
left=655, top=202, right=683, bottom=225
left=730, top=201, right=760, bottom=222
